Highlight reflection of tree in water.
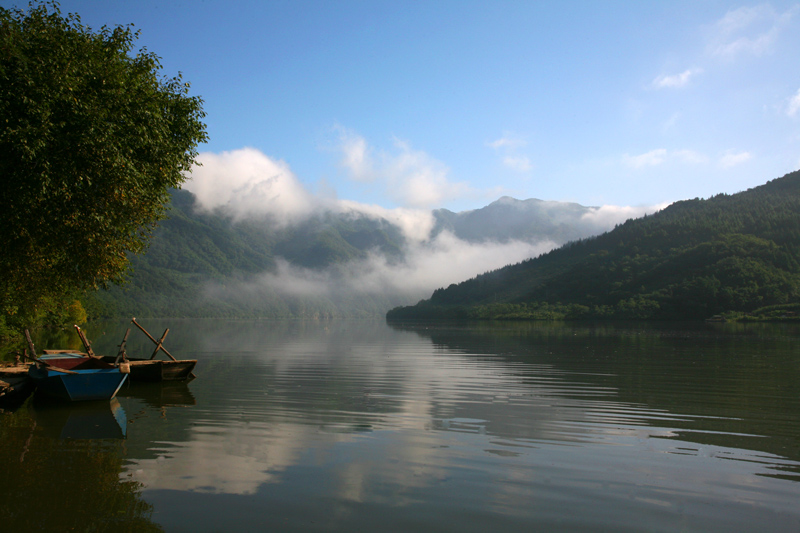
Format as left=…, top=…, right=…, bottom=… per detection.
left=0, top=407, right=163, bottom=532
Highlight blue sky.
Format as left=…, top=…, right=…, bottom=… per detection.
left=7, top=0, right=800, bottom=212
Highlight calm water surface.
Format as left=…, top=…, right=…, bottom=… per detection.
left=2, top=319, right=800, bottom=532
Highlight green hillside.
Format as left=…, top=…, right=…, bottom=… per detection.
left=387, top=170, right=800, bottom=321
left=92, top=189, right=406, bottom=318
left=90, top=187, right=622, bottom=319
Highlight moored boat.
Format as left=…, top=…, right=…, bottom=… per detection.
left=102, top=318, right=197, bottom=382
left=99, top=356, right=196, bottom=382
left=29, top=353, right=129, bottom=402
left=23, top=329, right=129, bottom=402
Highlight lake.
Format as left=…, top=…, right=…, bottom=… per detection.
left=2, top=319, right=800, bottom=532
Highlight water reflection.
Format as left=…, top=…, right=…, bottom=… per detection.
left=0, top=400, right=161, bottom=532
left=29, top=396, right=127, bottom=439
left=392, top=320, right=800, bottom=476
left=7, top=319, right=798, bottom=531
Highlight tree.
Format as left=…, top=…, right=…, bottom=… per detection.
left=0, top=2, right=207, bottom=336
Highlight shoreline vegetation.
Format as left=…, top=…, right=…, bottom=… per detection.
left=386, top=302, right=800, bottom=323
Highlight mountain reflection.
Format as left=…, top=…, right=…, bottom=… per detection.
left=14, top=318, right=785, bottom=531
left=80, top=318, right=800, bottom=507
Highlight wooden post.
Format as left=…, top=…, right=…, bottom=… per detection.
left=115, top=328, right=131, bottom=365
left=23, top=329, right=77, bottom=374
left=24, top=329, right=37, bottom=360
left=131, top=319, right=178, bottom=361
left=149, top=329, right=170, bottom=360
left=131, top=318, right=196, bottom=378
left=74, top=325, right=98, bottom=358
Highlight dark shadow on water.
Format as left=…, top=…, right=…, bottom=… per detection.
left=0, top=396, right=162, bottom=532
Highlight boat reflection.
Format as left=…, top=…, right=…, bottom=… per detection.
left=117, top=379, right=196, bottom=408
left=29, top=396, right=127, bottom=439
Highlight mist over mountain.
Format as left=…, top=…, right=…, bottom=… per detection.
left=388, top=170, right=800, bottom=322
left=93, top=188, right=660, bottom=319
left=432, top=197, right=646, bottom=244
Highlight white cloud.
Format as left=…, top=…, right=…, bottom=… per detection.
left=337, top=131, right=474, bottom=208
left=335, top=200, right=435, bottom=243
left=388, top=139, right=470, bottom=207
left=622, top=148, right=710, bottom=169
left=224, top=232, right=555, bottom=303
left=674, top=149, right=710, bottom=164
left=708, top=5, right=798, bottom=59
left=187, top=146, right=445, bottom=242
left=186, top=148, right=316, bottom=224
left=339, top=134, right=373, bottom=182
left=202, top=196, right=663, bottom=311
left=787, top=88, right=800, bottom=118
left=488, top=135, right=526, bottom=150
left=662, top=112, right=681, bottom=131
left=488, top=132, right=533, bottom=173
left=622, top=149, right=668, bottom=169
left=719, top=150, right=752, bottom=168
left=652, top=68, right=703, bottom=89
left=581, top=203, right=669, bottom=228
left=503, top=155, right=533, bottom=172
left=182, top=146, right=666, bottom=313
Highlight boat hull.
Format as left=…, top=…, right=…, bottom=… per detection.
left=101, top=357, right=197, bottom=382
left=29, top=366, right=128, bottom=401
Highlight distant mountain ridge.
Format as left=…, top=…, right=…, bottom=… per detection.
left=432, top=196, right=602, bottom=244
left=387, top=170, right=800, bottom=321
left=92, top=190, right=621, bottom=319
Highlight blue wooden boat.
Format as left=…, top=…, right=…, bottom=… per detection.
left=28, top=353, right=129, bottom=402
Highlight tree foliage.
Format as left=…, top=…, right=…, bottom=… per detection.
left=0, top=1, right=207, bottom=335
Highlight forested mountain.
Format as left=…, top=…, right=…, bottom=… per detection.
left=91, top=189, right=614, bottom=319
left=92, top=190, right=403, bottom=318
left=388, top=170, right=800, bottom=321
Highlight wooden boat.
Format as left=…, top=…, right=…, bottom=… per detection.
left=99, top=355, right=196, bottom=381
left=28, top=353, right=129, bottom=402
left=99, top=318, right=197, bottom=382
left=23, top=329, right=129, bottom=402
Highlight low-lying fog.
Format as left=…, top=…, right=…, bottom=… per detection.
left=184, top=146, right=665, bottom=311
